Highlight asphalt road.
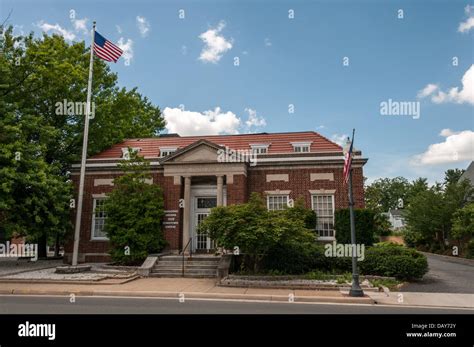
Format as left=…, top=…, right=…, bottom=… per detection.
left=0, top=295, right=472, bottom=314
left=401, top=253, right=474, bottom=294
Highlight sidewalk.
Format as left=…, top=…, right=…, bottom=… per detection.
left=0, top=277, right=373, bottom=304
left=367, top=291, right=474, bottom=309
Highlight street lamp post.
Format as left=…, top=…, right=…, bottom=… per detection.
left=343, top=135, right=364, bottom=297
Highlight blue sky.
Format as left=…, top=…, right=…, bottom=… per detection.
left=2, top=0, right=473, bottom=183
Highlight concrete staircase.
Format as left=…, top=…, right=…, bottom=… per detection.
left=150, top=254, right=220, bottom=278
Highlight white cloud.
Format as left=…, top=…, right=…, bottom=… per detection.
left=117, top=37, right=134, bottom=65
left=411, top=129, right=474, bottom=165
left=417, top=83, right=438, bottom=98
left=71, top=17, right=88, bottom=35
left=244, top=108, right=266, bottom=131
left=264, top=38, right=272, bottom=47
left=458, top=5, right=474, bottom=33
left=181, top=45, right=187, bottom=55
left=36, top=21, right=75, bottom=41
left=163, top=107, right=241, bottom=136
left=331, top=134, right=349, bottom=146
left=136, top=16, right=150, bottom=37
left=116, top=25, right=123, bottom=34
left=198, top=21, right=233, bottom=64
left=418, top=65, right=474, bottom=105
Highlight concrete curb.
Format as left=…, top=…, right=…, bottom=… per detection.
left=0, top=275, right=140, bottom=285
left=0, top=288, right=375, bottom=304
left=421, top=251, right=474, bottom=266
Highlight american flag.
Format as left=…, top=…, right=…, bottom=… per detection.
left=343, top=135, right=354, bottom=185
left=93, top=31, right=123, bottom=63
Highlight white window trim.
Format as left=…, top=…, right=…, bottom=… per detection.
left=311, top=194, right=336, bottom=241
left=250, top=143, right=270, bottom=154
left=266, top=194, right=290, bottom=211
left=159, top=147, right=178, bottom=157
left=291, top=141, right=312, bottom=153
left=91, top=198, right=109, bottom=241
left=121, top=147, right=142, bottom=159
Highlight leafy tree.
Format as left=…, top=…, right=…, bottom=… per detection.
left=334, top=208, right=376, bottom=246
left=200, top=193, right=315, bottom=272
left=444, top=169, right=465, bottom=186
left=365, top=177, right=410, bottom=213
left=406, top=178, right=429, bottom=204
left=103, top=152, right=167, bottom=264
left=0, top=26, right=165, bottom=252
left=0, top=101, right=72, bottom=256
left=451, top=203, right=474, bottom=254
left=404, top=187, right=446, bottom=249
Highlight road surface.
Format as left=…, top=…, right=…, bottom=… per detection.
left=0, top=295, right=471, bottom=314
left=401, top=253, right=474, bottom=294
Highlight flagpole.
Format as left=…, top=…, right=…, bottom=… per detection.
left=347, top=128, right=364, bottom=297
left=71, top=21, right=96, bottom=266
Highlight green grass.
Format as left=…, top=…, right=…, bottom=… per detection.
left=369, top=278, right=403, bottom=291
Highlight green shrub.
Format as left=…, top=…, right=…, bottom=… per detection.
left=263, top=242, right=352, bottom=274
left=359, top=243, right=428, bottom=279
left=466, top=239, right=474, bottom=259
left=201, top=193, right=316, bottom=272
left=104, top=153, right=167, bottom=265
left=334, top=208, right=376, bottom=246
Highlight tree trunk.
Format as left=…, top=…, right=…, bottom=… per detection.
left=54, top=233, right=60, bottom=257
left=38, top=234, right=47, bottom=259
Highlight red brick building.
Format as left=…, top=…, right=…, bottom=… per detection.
left=65, top=131, right=367, bottom=263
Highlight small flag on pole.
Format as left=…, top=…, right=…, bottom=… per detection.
left=93, top=31, right=123, bottom=63
left=343, top=133, right=354, bottom=185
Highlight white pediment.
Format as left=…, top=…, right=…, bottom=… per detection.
left=170, top=143, right=219, bottom=163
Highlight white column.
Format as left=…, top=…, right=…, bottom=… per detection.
left=217, top=175, right=224, bottom=206
left=182, top=176, right=191, bottom=253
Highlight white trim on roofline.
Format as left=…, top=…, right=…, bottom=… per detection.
left=71, top=155, right=365, bottom=168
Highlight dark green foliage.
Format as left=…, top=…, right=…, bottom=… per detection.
left=104, top=154, right=167, bottom=264
left=0, top=26, right=165, bottom=251
left=334, top=208, right=376, bottom=246
left=200, top=193, right=316, bottom=272
left=359, top=243, right=428, bottom=279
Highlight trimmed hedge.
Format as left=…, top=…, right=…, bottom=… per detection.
left=359, top=243, right=428, bottom=280
left=334, top=208, right=376, bottom=246
left=262, top=242, right=352, bottom=275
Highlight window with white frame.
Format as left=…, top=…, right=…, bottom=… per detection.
left=312, top=194, right=335, bottom=238
left=91, top=199, right=108, bottom=240
left=291, top=142, right=311, bottom=153
left=267, top=195, right=289, bottom=211
left=159, top=147, right=177, bottom=157
left=250, top=144, right=269, bottom=154
left=121, top=147, right=141, bottom=160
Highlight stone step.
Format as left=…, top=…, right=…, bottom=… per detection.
left=160, top=255, right=220, bottom=262
left=152, top=267, right=217, bottom=274
left=149, top=273, right=216, bottom=278
left=156, top=261, right=219, bottom=267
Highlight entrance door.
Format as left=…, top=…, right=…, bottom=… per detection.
left=193, top=196, right=217, bottom=252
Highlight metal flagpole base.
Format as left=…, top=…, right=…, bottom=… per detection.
left=349, top=274, right=365, bottom=297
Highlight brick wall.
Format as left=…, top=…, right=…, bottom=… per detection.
left=247, top=167, right=365, bottom=209
left=67, top=165, right=365, bottom=263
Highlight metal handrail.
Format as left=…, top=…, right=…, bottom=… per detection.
left=181, top=237, right=193, bottom=277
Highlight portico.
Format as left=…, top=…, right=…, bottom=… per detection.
left=162, top=140, right=247, bottom=252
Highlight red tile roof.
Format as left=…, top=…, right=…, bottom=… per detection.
left=90, top=131, right=343, bottom=159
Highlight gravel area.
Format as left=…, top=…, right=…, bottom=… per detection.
left=0, top=259, right=136, bottom=281
left=0, top=259, right=63, bottom=276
